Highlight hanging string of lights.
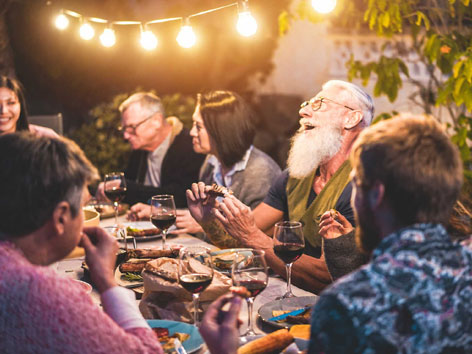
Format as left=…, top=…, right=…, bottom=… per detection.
left=53, top=0, right=258, bottom=50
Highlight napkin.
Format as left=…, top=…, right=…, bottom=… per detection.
left=139, top=257, right=231, bottom=322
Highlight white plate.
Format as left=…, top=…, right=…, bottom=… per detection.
left=122, top=221, right=177, bottom=242
left=115, top=266, right=144, bottom=292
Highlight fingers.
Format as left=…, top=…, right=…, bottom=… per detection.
left=223, top=296, right=242, bottom=325
left=337, top=213, right=352, bottom=228
left=79, top=232, right=94, bottom=253
left=205, top=294, right=233, bottom=320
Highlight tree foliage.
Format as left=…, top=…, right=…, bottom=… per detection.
left=280, top=0, right=472, bottom=181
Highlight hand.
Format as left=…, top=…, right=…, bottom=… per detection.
left=80, top=226, right=119, bottom=293
left=319, top=210, right=354, bottom=239
left=169, top=209, right=204, bottom=234
left=95, top=182, right=107, bottom=201
left=186, top=182, right=218, bottom=223
left=127, top=202, right=151, bottom=221
left=212, top=196, right=261, bottom=246
left=199, top=294, right=242, bottom=354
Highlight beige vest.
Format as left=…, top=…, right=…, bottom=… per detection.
left=286, top=161, right=352, bottom=248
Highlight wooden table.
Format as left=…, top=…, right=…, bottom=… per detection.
left=53, top=214, right=315, bottom=335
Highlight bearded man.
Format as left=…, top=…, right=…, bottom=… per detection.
left=187, top=80, right=374, bottom=293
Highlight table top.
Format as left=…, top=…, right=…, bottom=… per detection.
left=54, top=214, right=315, bottom=337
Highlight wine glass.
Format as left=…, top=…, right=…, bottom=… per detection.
left=178, top=246, right=214, bottom=325
left=150, top=195, right=176, bottom=249
left=104, top=172, right=127, bottom=226
left=273, top=221, right=304, bottom=299
left=232, top=249, right=268, bottom=337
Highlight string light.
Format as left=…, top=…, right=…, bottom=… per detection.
left=55, top=12, right=69, bottom=30
left=311, top=0, right=337, bottom=14
left=176, top=18, right=196, bottom=48
left=100, top=27, right=116, bottom=47
left=53, top=1, right=258, bottom=50
left=79, top=21, right=95, bottom=40
left=140, top=28, right=158, bottom=50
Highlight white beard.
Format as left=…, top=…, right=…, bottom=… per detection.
left=287, top=125, right=343, bottom=179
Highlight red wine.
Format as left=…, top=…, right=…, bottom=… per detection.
left=105, top=187, right=127, bottom=203
left=180, top=273, right=213, bottom=293
left=238, top=279, right=267, bottom=297
left=274, top=244, right=304, bottom=264
left=151, top=214, right=176, bottom=230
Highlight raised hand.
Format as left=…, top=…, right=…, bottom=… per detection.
left=319, top=210, right=354, bottom=239
left=169, top=209, right=204, bottom=234
left=127, top=202, right=151, bottom=221
left=186, top=182, right=218, bottom=223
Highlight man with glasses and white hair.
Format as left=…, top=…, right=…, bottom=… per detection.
left=96, top=92, right=204, bottom=208
left=187, top=80, right=374, bottom=293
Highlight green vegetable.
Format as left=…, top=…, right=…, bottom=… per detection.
left=121, top=272, right=143, bottom=282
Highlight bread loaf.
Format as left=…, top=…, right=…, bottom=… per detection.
left=237, top=329, right=294, bottom=354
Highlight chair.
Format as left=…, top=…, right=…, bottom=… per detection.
left=28, top=114, right=63, bottom=135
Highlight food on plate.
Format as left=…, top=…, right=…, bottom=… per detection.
left=144, top=258, right=180, bottom=281
left=289, top=324, right=311, bottom=340
left=329, top=208, right=339, bottom=220
left=230, top=286, right=251, bottom=299
left=128, top=248, right=179, bottom=259
left=237, top=329, right=294, bottom=354
left=126, top=226, right=160, bottom=237
left=212, top=251, right=245, bottom=270
left=121, top=272, right=143, bottom=282
left=119, top=258, right=151, bottom=273
left=152, top=327, right=190, bottom=353
left=207, top=183, right=233, bottom=197
left=271, top=307, right=312, bottom=324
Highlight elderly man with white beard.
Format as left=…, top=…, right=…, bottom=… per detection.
left=187, top=80, right=374, bottom=294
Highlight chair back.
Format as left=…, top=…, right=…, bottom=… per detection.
left=28, top=114, right=63, bottom=135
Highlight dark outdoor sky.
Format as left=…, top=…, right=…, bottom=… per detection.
left=6, top=0, right=288, bottom=132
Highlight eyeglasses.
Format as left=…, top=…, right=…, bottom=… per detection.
left=118, top=113, right=156, bottom=135
left=300, top=97, right=355, bottom=112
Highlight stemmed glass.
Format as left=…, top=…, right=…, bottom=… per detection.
left=178, top=246, right=214, bottom=326
left=104, top=172, right=127, bottom=226
left=150, top=195, right=176, bottom=249
left=273, top=221, right=305, bottom=299
left=232, top=249, right=268, bottom=337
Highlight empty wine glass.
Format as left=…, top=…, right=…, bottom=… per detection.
left=232, top=249, right=268, bottom=337
left=104, top=172, right=127, bottom=226
left=150, top=195, right=176, bottom=249
left=178, top=246, right=214, bottom=326
left=273, top=221, right=304, bottom=299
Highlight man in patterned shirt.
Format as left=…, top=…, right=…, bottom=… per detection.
left=309, top=114, right=472, bottom=353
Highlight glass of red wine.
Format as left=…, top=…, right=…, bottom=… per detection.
left=178, top=246, right=214, bottom=326
left=231, top=249, right=268, bottom=337
left=150, top=195, right=176, bottom=249
left=273, top=221, right=304, bottom=299
left=104, top=172, right=127, bottom=226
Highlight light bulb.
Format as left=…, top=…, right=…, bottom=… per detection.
left=55, top=13, right=69, bottom=30
left=237, top=11, right=257, bottom=37
left=79, top=22, right=95, bottom=40
left=177, top=25, right=196, bottom=48
left=140, top=30, right=158, bottom=50
left=100, top=28, right=116, bottom=47
left=311, top=0, right=337, bottom=14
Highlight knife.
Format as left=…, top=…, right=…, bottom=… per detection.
left=268, top=307, right=308, bottom=322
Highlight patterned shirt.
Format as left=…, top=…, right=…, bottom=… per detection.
left=309, top=223, right=472, bottom=354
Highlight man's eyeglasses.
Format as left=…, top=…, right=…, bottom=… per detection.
left=118, top=113, right=156, bottom=135
left=300, top=97, right=355, bottom=112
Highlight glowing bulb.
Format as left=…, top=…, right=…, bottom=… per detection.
left=100, top=28, right=116, bottom=47
left=311, top=0, right=337, bottom=14
left=237, top=11, right=257, bottom=37
left=79, top=22, right=95, bottom=40
left=140, top=30, right=158, bottom=50
left=55, top=13, right=69, bottom=30
left=177, top=25, right=196, bottom=48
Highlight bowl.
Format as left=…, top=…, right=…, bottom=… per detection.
left=72, top=279, right=93, bottom=294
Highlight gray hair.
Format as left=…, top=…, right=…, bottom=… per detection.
left=119, top=92, right=165, bottom=118
left=322, top=80, right=374, bottom=126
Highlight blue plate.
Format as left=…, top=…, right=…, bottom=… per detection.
left=147, top=320, right=204, bottom=353
left=210, top=248, right=253, bottom=273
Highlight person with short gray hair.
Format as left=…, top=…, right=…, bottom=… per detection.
left=96, top=91, right=205, bottom=208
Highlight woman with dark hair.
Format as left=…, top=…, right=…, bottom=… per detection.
left=0, top=75, right=57, bottom=137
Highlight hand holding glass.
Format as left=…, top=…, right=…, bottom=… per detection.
left=273, top=221, right=304, bottom=299
left=178, top=246, right=214, bottom=325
